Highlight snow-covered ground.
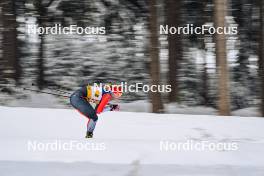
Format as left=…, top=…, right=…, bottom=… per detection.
left=1, top=106, right=264, bottom=175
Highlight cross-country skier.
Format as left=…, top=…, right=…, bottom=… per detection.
left=70, top=83, right=122, bottom=138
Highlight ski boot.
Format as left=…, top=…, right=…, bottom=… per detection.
left=86, top=131, right=93, bottom=138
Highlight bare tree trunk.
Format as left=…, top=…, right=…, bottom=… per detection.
left=148, top=0, right=164, bottom=113
left=34, top=0, right=55, bottom=90
left=34, top=1, right=52, bottom=90
left=1, top=1, right=21, bottom=84
left=214, top=0, right=231, bottom=115
left=165, top=0, right=181, bottom=102
left=259, top=0, right=264, bottom=117
left=201, top=1, right=210, bottom=106
left=0, top=2, right=4, bottom=84
left=37, top=17, right=45, bottom=90
left=202, top=42, right=209, bottom=106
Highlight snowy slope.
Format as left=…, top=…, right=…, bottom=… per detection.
left=1, top=106, right=264, bottom=175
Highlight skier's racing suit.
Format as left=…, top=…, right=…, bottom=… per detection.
left=70, top=85, right=118, bottom=135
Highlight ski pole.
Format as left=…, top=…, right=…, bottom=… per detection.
left=22, top=87, right=70, bottom=98
left=31, top=83, right=72, bottom=95
left=0, top=84, right=71, bottom=98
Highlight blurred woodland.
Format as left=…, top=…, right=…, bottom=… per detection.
left=0, top=0, right=263, bottom=116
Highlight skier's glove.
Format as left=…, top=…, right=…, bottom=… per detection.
left=110, top=104, right=120, bottom=111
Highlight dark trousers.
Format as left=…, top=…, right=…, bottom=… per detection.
left=70, top=89, right=98, bottom=132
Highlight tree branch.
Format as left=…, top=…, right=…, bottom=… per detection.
left=45, top=0, right=55, bottom=7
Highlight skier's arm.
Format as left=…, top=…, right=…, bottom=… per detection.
left=96, top=93, right=111, bottom=114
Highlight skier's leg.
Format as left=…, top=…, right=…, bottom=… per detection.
left=85, top=117, right=97, bottom=138
left=70, top=92, right=98, bottom=136
left=87, top=118, right=97, bottom=132
left=70, top=91, right=98, bottom=121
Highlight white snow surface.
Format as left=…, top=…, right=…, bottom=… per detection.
left=1, top=106, right=264, bottom=175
